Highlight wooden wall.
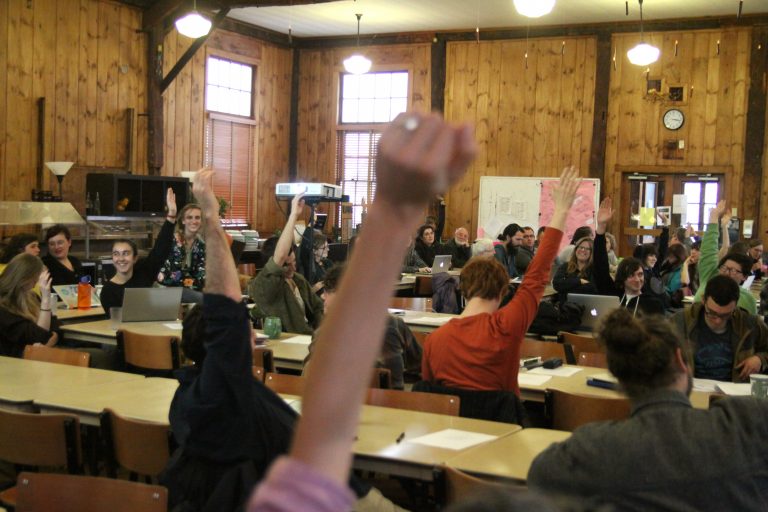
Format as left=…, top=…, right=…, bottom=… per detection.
left=0, top=0, right=145, bottom=209
left=161, top=28, right=292, bottom=233
left=604, top=28, right=751, bottom=216
left=442, top=37, right=597, bottom=237
left=294, top=43, right=431, bottom=225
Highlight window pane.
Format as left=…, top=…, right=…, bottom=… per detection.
left=205, top=56, right=255, bottom=117
left=391, top=72, right=408, bottom=96
left=358, top=99, right=375, bottom=122
left=339, top=71, right=409, bottom=124
left=683, top=182, right=700, bottom=200
left=342, top=74, right=359, bottom=98
left=687, top=204, right=700, bottom=224
left=341, top=99, right=358, bottom=123
left=704, top=183, right=719, bottom=204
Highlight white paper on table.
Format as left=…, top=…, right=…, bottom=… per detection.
left=715, top=382, right=751, bottom=396
left=408, top=429, right=498, bottom=451
left=518, top=373, right=552, bottom=386
left=528, top=366, right=583, bottom=377
left=387, top=308, right=406, bottom=316
left=693, top=378, right=721, bottom=392
left=406, top=316, right=453, bottom=326
left=280, top=335, right=313, bottom=345
left=163, top=323, right=183, bottom=330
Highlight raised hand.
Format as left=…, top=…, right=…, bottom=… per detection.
left=552, top=166, right=580, bottom=212
left=37, top=269, right=52, bottom=297
left=597, top=197, right=614, bottom=225
left=192, top=168, right=218, bottom=218
left=166, top=187, right=177, bottom=218
left=290, top=192, right=306, bottom=219
left=376, top=112, right=476, bottom=219
left=709, top=200, right=726, bottom=224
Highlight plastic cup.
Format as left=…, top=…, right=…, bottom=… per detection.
left=263, top=316, right=282, bottom=339
left=109, top=307, right=122, bottom=330
left=750, top=374, right=768, bottom=398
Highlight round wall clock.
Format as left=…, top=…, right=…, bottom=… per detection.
left=663, top=108, right=685, bottom=130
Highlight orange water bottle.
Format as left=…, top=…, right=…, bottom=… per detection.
left=77, top=276, right=92, bottom=309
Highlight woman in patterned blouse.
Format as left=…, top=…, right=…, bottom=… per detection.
left=157, top=203, right=206, bottom=298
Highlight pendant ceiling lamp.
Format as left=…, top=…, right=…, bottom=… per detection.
left=627, top=0, right=660, bottom=66
left=175, top=0, right=212, bottom=39
left=513, top=0, right=555, bottom=18
left=343, top=14, right=372, bottom=75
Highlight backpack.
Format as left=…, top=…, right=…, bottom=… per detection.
left=528, top=300, right=585, bottom=336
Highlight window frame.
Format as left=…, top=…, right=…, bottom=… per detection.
left=334, top=66, right=413, bottom=231
left=204, top=51, right=257, bottom=121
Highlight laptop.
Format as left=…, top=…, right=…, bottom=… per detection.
left=53, top=284, right=102, bottom=309
left=567, top=294, right=621, bottom=331
left=431, top=255, right=452, bottom=274
left=121, top=288, right=183, bottom=322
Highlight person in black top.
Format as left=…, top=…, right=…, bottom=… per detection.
left=41, top=224, right=84, bottom=286
left=161, top=169, right=393, bottom=511
left=99, top=189, right=176, bottom=315
left=594, top=197, right=664, bottom=316
left=414, top=223, right=440, bottom=266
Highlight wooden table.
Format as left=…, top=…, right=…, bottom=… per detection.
left=280, top=394, right=522, bottom=481
left=56, top=305, right=106, bottom=323
left=35, top=377, right=178, bottom=426
left=517, top=364, right=710, bottom=409
left=61, top=319, right=309, bottom=371
left=0, top=356, right=143, bottom=411
left=401, top=311, right=458, bottom=333
left=60, top=318, right=183, bottom=346
left=445, top=428, right=571, bottom=482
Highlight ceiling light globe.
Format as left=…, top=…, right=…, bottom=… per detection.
left=513, top=0, right=556, bottom=18
left=343, top=54, right=372, bottom=75
left=175, top=12, right=212, bottom=39
left=627, top=43, right=660, bottom=66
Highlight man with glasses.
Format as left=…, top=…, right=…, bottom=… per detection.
left=672, top=275, right=767, bottom=382
left=693, top=200, right=757, bottom=314
left=515, top=226, right=537, bottom=275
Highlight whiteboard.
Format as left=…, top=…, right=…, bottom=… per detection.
left=478, top=176, right=600, bottom=247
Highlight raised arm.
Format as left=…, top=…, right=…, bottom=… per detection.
left=146, top=187, right=179, bottom=276
left=593, top=197, right=616, bottom=294
left=698, top=200, right=726, bottom=293
left=36, top=269, right=53, bottom=331
left=194, top=170, right=240, bottom=301
left=274, top=193, right=305, bottom=267
left=718, top=208, right=732, bottom=261
left=282, top=113, right=476, bottom=487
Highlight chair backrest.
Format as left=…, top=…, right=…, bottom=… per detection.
left=371, top=367, right=392, bottom=389
left=23, top=345, right=90, bottom=367
left=366, top=388, right=460, bottom=416
left=252, top=347, right=275, bottom=373
left=117, top=329, right=181, bottom=373
left=415, top=275, right=433, bottom=296
left=577, top=351, right=608, bottom=369
left=265, top=372, right=306, bottom=396
left=0, top=409, right=81, bottom=472
left=520, top=339, right=566, bottom=361
left=412, top=381, right=528, bottom=425
left=100, top=409, right=172, bottom=480
left=389, top=297, right=432, bottom=312
left=434, top=466, right=523, bottom=507
left=252, top=366, right=265, bottom=382
left=559, top=331, right=602, bottom=364
left=15, top=472, right=167, bottom=512
left=546, top=389, right=631, bottom=432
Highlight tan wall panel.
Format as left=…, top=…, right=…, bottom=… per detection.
left=444, top=36, right=596, bottom=237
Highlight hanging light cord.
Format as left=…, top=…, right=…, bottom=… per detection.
left=638, top=0, right=645, bottom=42
left=355, top=13, right=362, bottom=47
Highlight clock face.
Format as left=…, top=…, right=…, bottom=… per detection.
left=663, top=109, right=685, bottom=130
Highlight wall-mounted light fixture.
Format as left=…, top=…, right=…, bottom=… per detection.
left=343, top=14, right=372, bottom=75
left=627, top=0, right=660, bottom=66
left=175, top=0, right=212, bottom=39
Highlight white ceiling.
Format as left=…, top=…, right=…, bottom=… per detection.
left=227, top=0, right=765, bottom=39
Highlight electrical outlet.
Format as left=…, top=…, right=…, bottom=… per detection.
left=678, top=140, right=685, bottom=149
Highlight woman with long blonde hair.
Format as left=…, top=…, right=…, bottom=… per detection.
left=552, top=236, right=598, bottom=302
left=0, top=253, right=58, bottom=356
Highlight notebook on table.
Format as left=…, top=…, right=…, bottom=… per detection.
left=121, top=287, right=183, bottom=322
left=567, top=294, right=621, bottom=331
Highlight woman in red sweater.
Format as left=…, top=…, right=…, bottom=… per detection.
left=422, top=166, right=580, bottom=395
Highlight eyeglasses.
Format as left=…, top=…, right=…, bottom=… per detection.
left=704, top=306, right=735, bottom=321
left=576, top=246, right=592, bottom=253
left=719, top=265, right=744, bottom=277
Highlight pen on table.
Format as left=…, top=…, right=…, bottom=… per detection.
left=396, top=432, right=405, bottom=444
